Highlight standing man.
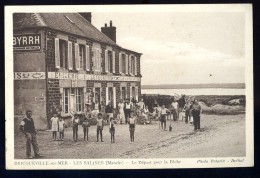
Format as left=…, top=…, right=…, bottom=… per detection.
left=83, top=104, right=93, bottom=142
left=178, top=95, right=186, bottom=113
left=191, top=99, right=202, bottom=130
left=184, top=100, right=192, bottom=124
left=19, top=110, right=41, bottom=159
left=171, top=99, right=179, bottom=121
left=124, top=99, right=132, bottom=124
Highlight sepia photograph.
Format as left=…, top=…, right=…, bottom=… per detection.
left=5, top=4, right=253, bottom=169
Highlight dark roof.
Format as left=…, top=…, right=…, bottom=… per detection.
left=13, top=13, right=120, bottom=47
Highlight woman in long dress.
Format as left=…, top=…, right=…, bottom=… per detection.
left=117, top=99, right=125, bottom=124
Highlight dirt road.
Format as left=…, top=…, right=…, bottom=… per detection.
left=14, top=114, right=245, bottom=159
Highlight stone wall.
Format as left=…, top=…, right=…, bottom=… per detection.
left=13, top=29, right=47, bottom=130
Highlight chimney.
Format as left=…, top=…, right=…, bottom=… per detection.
left=101, top=20, right=116, bottom=43
left=79, top=12, right=92, bottom=23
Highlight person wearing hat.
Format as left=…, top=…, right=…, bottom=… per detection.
left=19, top=110, right=42, bottom=159
left=191, top=99, right=202, bottom=130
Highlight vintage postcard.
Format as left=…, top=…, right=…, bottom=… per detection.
left=5, top=4, right=253, bottom=169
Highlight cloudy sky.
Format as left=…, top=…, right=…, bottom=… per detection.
left=92, top=12, right=245, bottom=85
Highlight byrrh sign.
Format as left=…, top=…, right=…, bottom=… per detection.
left=13, top=34, right=41, bottom=51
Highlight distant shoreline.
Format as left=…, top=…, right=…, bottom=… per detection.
left=142, top=83, right=245, bottom=89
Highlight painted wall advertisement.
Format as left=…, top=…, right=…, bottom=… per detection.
left=13, top=34, right=41, bottom=51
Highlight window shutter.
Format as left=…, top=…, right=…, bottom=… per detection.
left=125, top=54, right=128, bottom=74
left=135, top=87, right=139, bottom=101
left=85, top=45, right=90, bottom=71
left=112, top=51, right=115, bottom=73
left=113, top=87, right=116, bottom=109
left=75, top=43, right=80, bottom=71
left=55, top=38, right=60, bottom=69
left=129, top=55, right=132, bottom=75
left=119, top=53, right=122, bottom=74
left=106, top=87, right=109, bottom=105
left=92, top=49, right=96, bottom=71
left=98, top=49, right=101, bottom=71
left=68, top=41, right=73, bottom=70
left=135, top=56, right=137, bottom=75
left=95, top=49, right=100, bottom=71
left=105, top=50, right=108, bottom=73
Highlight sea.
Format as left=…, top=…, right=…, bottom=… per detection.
left=141, top=88, right=245, bottom=96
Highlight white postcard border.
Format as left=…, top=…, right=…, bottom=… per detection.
left=5, top=4, right=254, bottom=169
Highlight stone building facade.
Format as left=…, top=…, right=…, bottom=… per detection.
left=13, top=13, right=142, bottom=129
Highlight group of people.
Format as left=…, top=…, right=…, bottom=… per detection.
left=48, top=97, right=144, bottom=144
left=146, top=97, right=202, bottom=131
left=19, top=95, right=202, bottom=159
left=19, top=108, right=138, bottom=159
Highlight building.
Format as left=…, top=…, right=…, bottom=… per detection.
left=13, top=13, right=142, bottom=129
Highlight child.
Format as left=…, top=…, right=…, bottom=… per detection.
left=71, top=111, right=79, bottom=142
left=83, top=107, right=92, bottom=142
left=96, top=113, right=104, bottom=142
left=105, top=102, right=114, bottom=124
left=58, top=117, right=65, bottom=141
left=51, top=113, right=59, bottom=141
left=156, top=105, right=162, bottom=119
left=160, top=105, right=169, bottom=131
left=128, top=111, right=136, bottom=142
left=109, top=117, right=115, bottom=143
left=117, top=111, right=123, bottom=124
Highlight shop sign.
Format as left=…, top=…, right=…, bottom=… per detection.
left=48, top=72, right=141, bottom=82
left=14, top=72, right=45, bottom=80
left=35, top=97, right=45, bottom=102
left=13, top=34, right=41, bottom=51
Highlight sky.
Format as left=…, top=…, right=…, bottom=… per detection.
left=91, top=12, right=245, bottom=85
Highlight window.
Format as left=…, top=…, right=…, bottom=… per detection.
left=63, top=88, right=84, bottom=114
left=59, top=39, right=67, bottom=69
left=121, top=87, right=126, bottom=100
left=94, top=87, right=101, bottom=103
left=79, top=44, right=85, bottom=69
left=108, top=87, right=113, bottom=103
left=122, top=54, right=126, bottom=74
left=93, top=49, right=101, bottom=72
left=132, top=87, right=136, bottom=99
left=75, top=88, right=83, bottom=112
left=106, top=87, right=116, bottom=108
